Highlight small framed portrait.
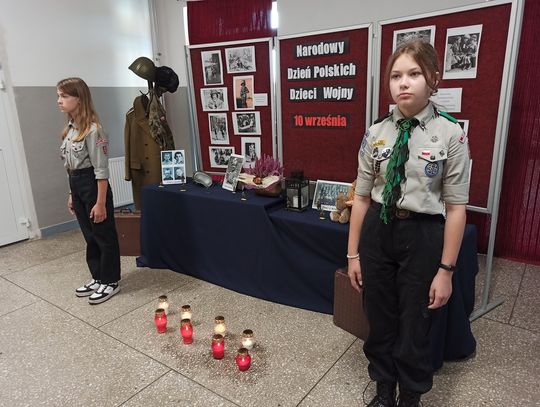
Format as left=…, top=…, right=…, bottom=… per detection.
left=240, top=137, right=261, bottom=169
left=392, top=25, right=436, bottom=52
left=208, top=113, right=229, bottom=145
left=457, top=119, right=469, bottom=136
left=312, top=180, right=352, bottom=212
left=201, top=50, right=223, bottom=86
left=222, top=154, right=244, bottom=192
left=225, top=45, right=256, bottom=73
left=209, top=146, right=235, bottom=169
left=233, top=75, right=254, bottom=110
left=201, top=87, right=229, bottom=111
left=161, top=149, right=186, bottom=185
left=232, top=112, right=261, bottom=135
left=443, top=25, right=483, bottom=80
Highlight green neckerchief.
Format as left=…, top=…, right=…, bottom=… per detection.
left=380, top=117, right=420, bottom=224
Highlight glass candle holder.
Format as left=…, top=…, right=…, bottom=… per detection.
left=154, top=308, right=167, bottom=333
left=158, top=295, right=169, bottom=315
left=213, top=316, right=226, bottom=335
left=241, top=329, right=255, bottom=350
left=180, top=319, right=193, bottom=344
left=180, top=305, right=192, bottom=320
left=235, top=348, right=251, bottom=371
left=211, top=334, right=225, bottom=359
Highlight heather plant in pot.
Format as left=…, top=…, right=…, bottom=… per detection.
left=238, top=155, right=284, bottom=196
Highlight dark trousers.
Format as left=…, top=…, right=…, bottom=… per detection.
left=69, top=170, right=121, bottom=284
left=360, top=205, right=444, bottom=394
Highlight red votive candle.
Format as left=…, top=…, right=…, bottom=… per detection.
left=154, top=308, right=167, bottom=333
left=235, top=348, right=251, bottom=371
left=212, top=334, right=225, bottom=359
left=180, top=319, right=193, bottom=344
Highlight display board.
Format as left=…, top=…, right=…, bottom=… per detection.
left=277, top=25, right=372, bottom=181
left=377, top=2, right=513, bottom=211
left=187, top=38, right=274, bottom=173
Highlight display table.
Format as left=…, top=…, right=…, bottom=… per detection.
left=138, top=184, right=477, bottom=367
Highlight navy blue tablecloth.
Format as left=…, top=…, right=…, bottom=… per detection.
left=138, top=184, right=477, bottom=366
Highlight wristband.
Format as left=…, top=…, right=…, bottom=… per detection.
left=346, top=253, right=360, bottom=260
left=439, top=263, right=456, bottom=272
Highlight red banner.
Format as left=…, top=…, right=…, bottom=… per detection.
left=279, top=27, right=371, bottom=181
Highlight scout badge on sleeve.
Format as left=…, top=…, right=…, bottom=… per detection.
left=96, top=135, right=108, bottom=155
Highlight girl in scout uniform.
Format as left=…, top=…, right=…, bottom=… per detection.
left=58, top=77, right=121, bottom=304
left=347, top=41, right=470, bottom=407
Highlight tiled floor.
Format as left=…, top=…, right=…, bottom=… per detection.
left=0, top=229, right=538, bottom=407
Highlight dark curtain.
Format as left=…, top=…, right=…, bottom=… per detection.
left=187, top=0, right=274, bottom=45
left=469, top=0, right=540, bottom=264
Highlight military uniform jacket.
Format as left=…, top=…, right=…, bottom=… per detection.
left=124, top=95, right=163, bottom=183
left=60, top=122, right=109, bottom=179
left=355, top=102, right=470, bottom=215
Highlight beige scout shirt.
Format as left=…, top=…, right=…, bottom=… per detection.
left=60, top=122, right=110, bottom=179
left=355, top=102, right=470, bottom=215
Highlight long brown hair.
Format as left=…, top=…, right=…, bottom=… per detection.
left=384, top=40, right=440, bottom=96
left=57, top=77, right=101, bottom=141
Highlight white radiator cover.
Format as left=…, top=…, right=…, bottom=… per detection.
left=108, top=156, right=133, bottom=208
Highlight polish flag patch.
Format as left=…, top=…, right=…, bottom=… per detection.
left=421, top=150, right=431, bottom=156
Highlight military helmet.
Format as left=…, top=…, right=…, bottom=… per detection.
left=128, top=57, right=156, bottom=81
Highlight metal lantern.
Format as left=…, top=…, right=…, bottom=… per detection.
left=285, top=171, right=310, bottom=211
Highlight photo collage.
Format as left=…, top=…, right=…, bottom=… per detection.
left=161, top=150, right=187, bottom=185
left=201, top=45, right=262, bottom=171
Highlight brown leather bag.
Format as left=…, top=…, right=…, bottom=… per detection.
left=114, top=208, right=141, bottom=256
left=333, top=268, right=370, bottom=341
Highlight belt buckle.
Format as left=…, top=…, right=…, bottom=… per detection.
left=395, top=209, right=410, bottom=219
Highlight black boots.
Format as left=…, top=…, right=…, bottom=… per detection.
left=367, top=382, right=397, bottom=407
left=397, top=388, right=422, bottom=407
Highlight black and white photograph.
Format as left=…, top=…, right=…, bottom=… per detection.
left=222, top=154, right=244, bottom=192
left=457, top=119, right=470, bottom=136
left=201, top=87, right=229, bottom=112
left=233, top=75, right=254, bottom=110
left=161, top=149, right=186, bottom=185
left=311, top=180, right=352, bottom=212
left=241, top=137, right=261, bottom=169
left=201, top=50, right=223, bottom=86
left=225, top=45, right=256, bottom=73
left=208, top=113, right=229, bottom=145
left=232, top=112, right=261, bottom=135
left=392, top=25, right=436, bottom=52
left=161, top=151, right=173, bottom=166
left=209, top=146, right=235, bottom=169
left=443, top=25, right=483, bottom=80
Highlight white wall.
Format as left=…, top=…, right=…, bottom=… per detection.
left=277, top=0, right=484, bottom=36
left=0, top=0, right=152, bottom=87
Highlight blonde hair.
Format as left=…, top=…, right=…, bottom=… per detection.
left=57, top=77, right=101, bottom=141
left=384, top=40, right=440, bottom=96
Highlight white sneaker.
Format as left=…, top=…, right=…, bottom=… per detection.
left=75, top=279, right=100, bottom=297
left=88, top=283, right=120, bottom=304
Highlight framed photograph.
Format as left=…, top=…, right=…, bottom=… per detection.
left=233, top=75, right=254, bottom=110
left=240, top=137, right=261, bottom=169
left=222, top=154, right=244, bottom=191
left=225, top=45, right=256, bottom=73
left=201, top=87, right=229, bottom=111
left=209, top=146, right=235, bottom=169
left=201, top=50, right=224, bottom=86
left=312, top=180, right=352, bottom=212
left=443, top=25, right=483, bottom=80
left=457, top=119, right=469, bottom=136
left=161, top=150, right=186, bottom=185
left=208, top=113, right=229, bottom=145
left=232, top=112, right=261, bottom=135
left=392, top=25, right=436, bottom=52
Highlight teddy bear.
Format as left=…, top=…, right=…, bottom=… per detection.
left=330, top=180, right=356, bottom=224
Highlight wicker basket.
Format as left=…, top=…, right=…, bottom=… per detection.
left=254, top=182, right=282, bottom=197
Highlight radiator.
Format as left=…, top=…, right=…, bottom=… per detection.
left=108, top=156, right=133, bottom=208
